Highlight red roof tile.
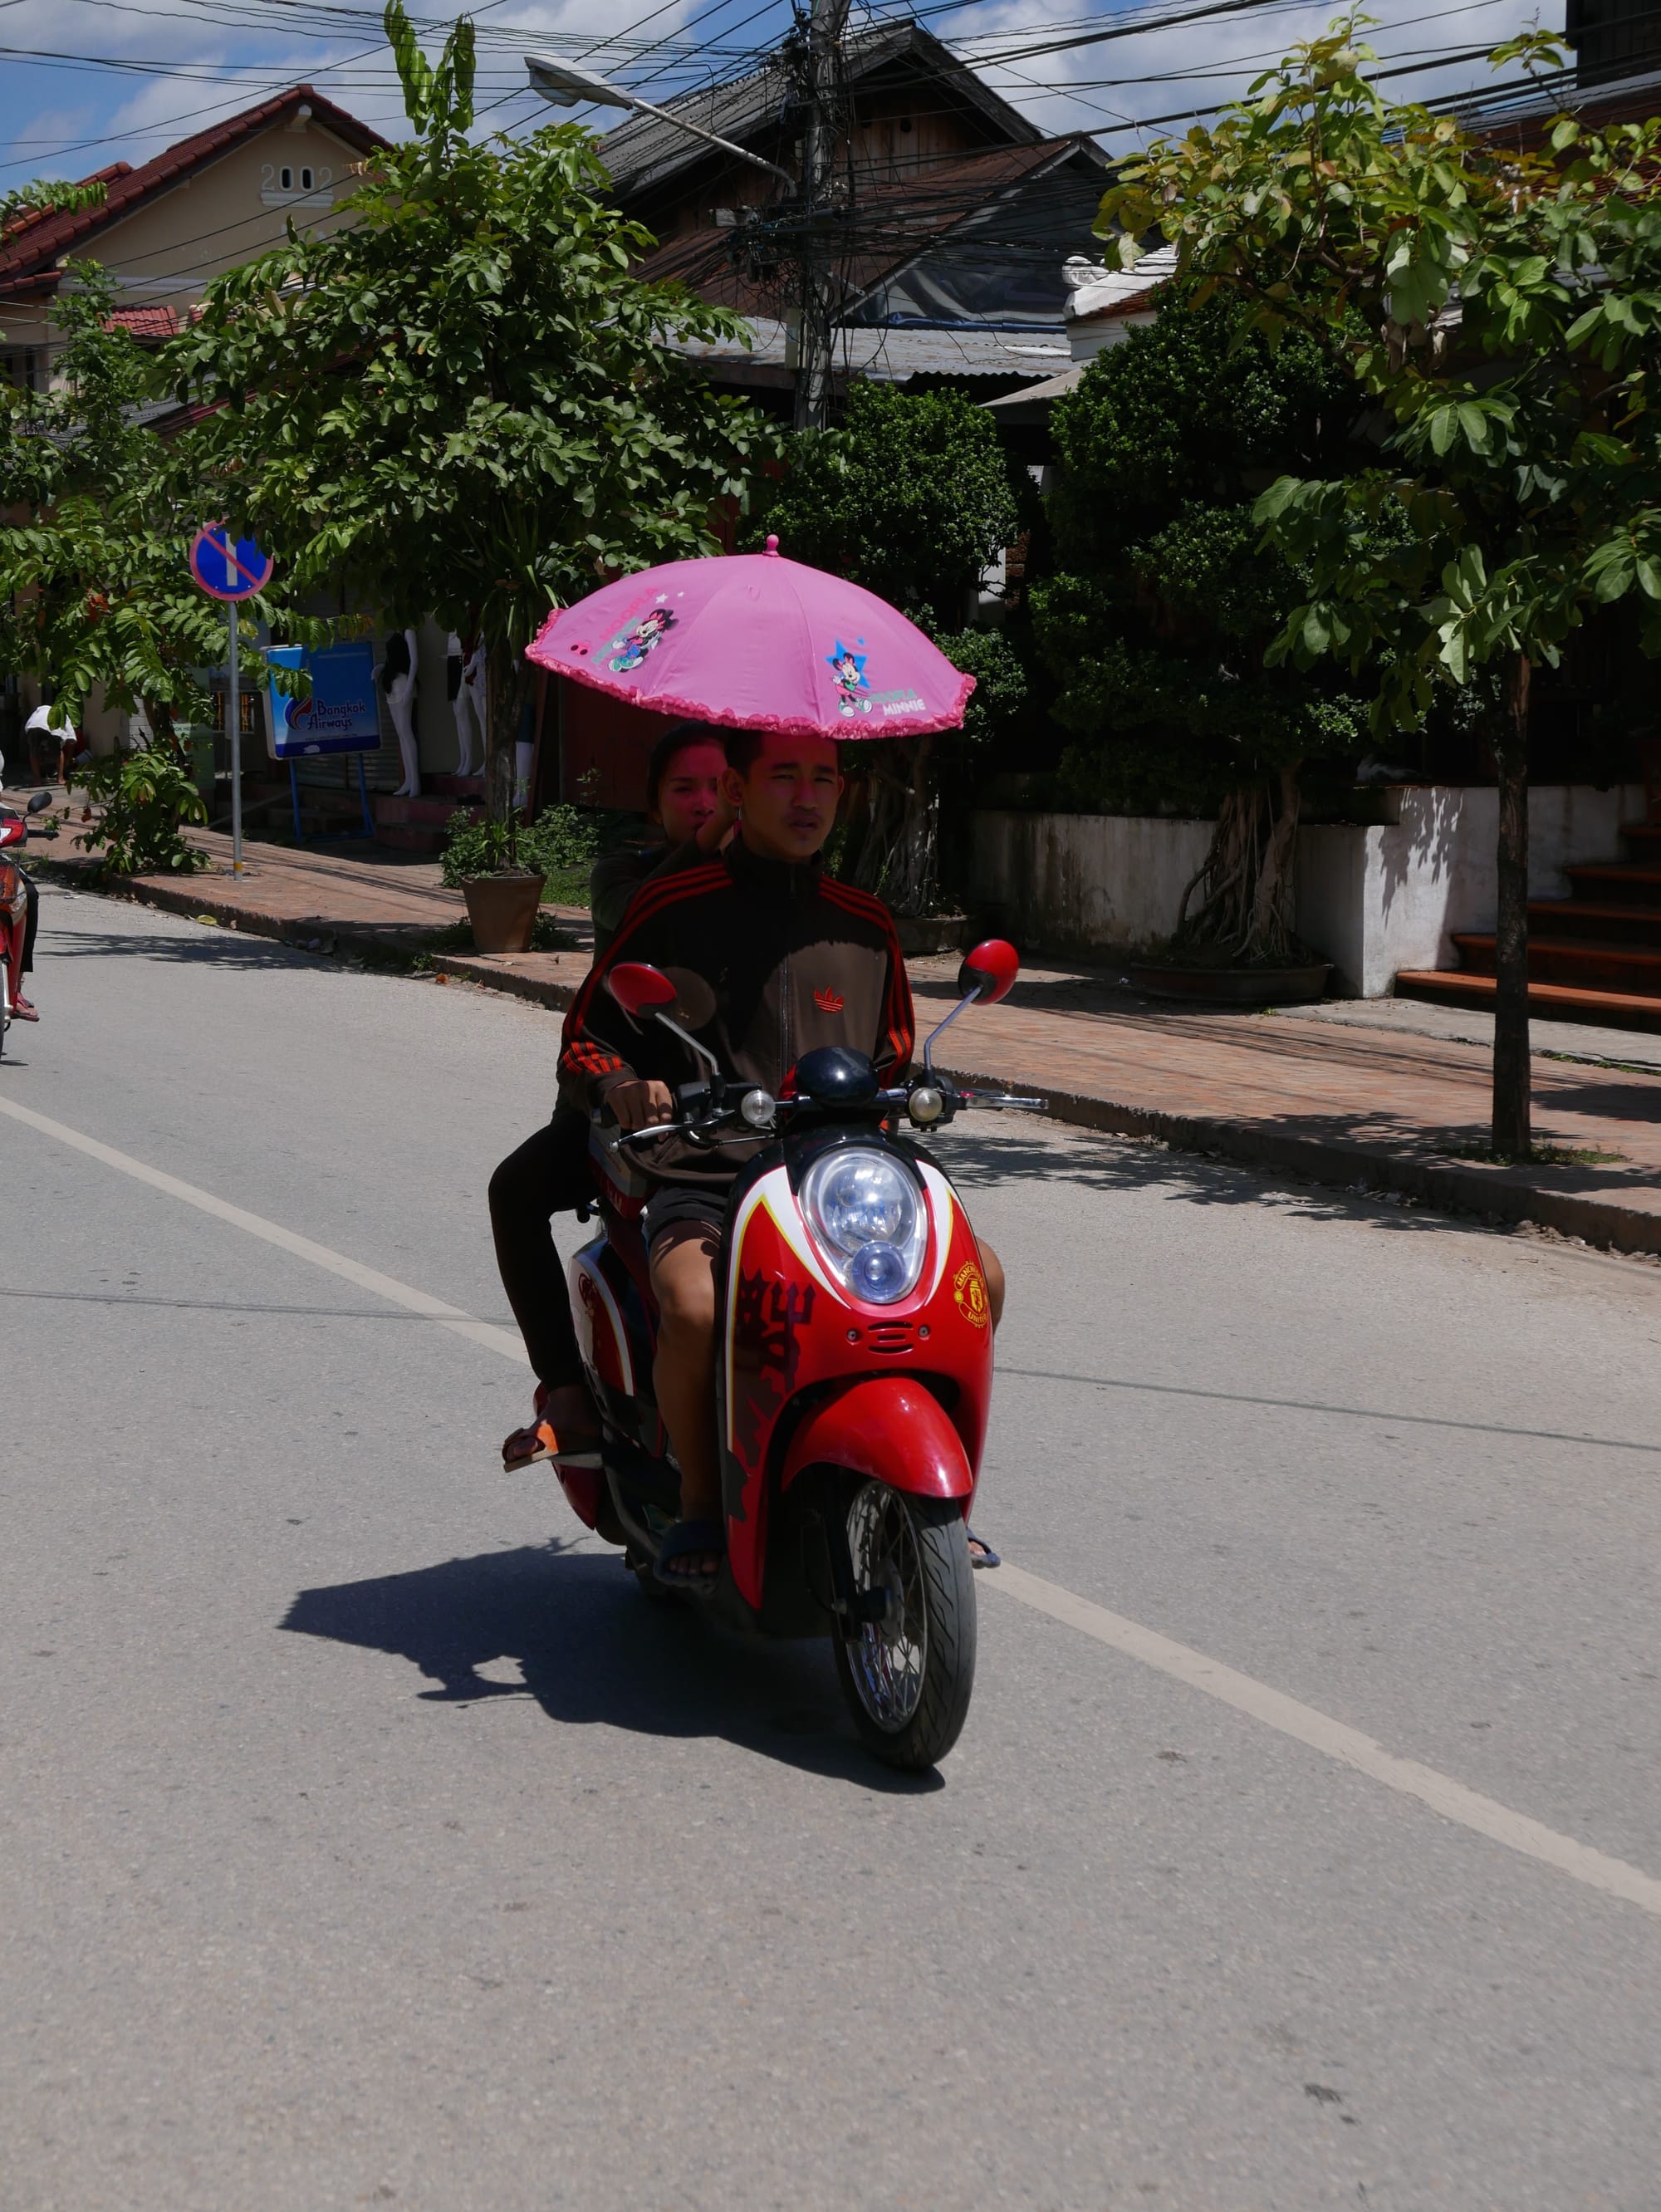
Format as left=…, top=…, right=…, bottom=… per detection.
left=0, top=88, right=386, bottom=293
left=105, top=303, right=179, bottom=340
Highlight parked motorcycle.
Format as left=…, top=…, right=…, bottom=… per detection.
left=556, top=938, right=1041, bottom=1770
left=0, top=791, right=55, bottom=1059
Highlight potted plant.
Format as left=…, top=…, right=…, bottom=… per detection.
left=441, top=808, right=546, bottom=954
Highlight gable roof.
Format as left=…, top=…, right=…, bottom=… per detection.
left=598, top=20, right=1041, bottom=202
left=0, top=87, right=387, bottom=297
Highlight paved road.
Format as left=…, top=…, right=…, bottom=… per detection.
left=5, top=883, right=1661, bottom=2212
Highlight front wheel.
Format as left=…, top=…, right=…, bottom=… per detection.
left=831, top=1482, right=976, bottom=1770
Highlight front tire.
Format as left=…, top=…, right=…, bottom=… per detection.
left=832, top=1482, right=976, bottom=1770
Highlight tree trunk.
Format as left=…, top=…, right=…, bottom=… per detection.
left=843, top=734, right=938, bottom=916
left=1492, top=652, right=1532, bottom=1160
left=484, top=641, right=531, bottom=825
left=1174, top=766, right=1302, bottom=964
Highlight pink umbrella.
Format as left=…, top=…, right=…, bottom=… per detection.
left=526, top=537, right=974, bottom=740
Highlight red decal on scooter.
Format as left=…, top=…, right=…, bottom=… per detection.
left=813, top=986, right=845, bottom=1014
left=953, top=1260, right=990, bottom=1328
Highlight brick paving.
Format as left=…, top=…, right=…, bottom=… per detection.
left=50, top=826, right=1661, bottom=1253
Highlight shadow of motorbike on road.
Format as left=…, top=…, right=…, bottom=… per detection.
left=279, top=1539, right=943, bottom=1793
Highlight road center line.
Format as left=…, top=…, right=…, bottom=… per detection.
left=0, top=1093, right=527, bottom=1367
left=11, top=1090, right=1659, bottom=1923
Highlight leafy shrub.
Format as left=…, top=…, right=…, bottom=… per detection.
left=440, top=803, right=599, bottom=893
left=75, top=738, right=208, bottom=875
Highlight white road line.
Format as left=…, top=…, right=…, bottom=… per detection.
left=0, top=1094, right=527, bottom=1367
left=992, top=1565, right=1661, bottom=1922
left=10, top=1091, right=1661, bottom=1923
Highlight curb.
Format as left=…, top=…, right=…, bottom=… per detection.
left=47, top=865, right=1661, bottom=1258
left=934, top=1065, right=1661, bottom=1258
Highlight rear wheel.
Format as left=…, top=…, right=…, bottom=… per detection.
left=831, top=1481, right=976, bottom=1770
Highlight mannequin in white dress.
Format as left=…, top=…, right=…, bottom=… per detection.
left=380, top=626, right=419, bottom=797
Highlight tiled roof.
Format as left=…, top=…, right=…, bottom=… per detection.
left=636, top=138, right=1101, bottom=317
left=0, top=87, right=387, bottom=293
left=1, top=162, right=132, bottom=247
left=105, top=303, right=179, bottom=340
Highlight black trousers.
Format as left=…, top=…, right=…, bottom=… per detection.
left=19, top=871, right=37, bottom=976
left=488, top=1106, right=594, bottom=1393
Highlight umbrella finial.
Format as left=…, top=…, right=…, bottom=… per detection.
left=764, top=535, right=780, bottom=557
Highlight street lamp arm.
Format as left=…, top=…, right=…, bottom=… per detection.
left=604, top=91, right=796, bottom=190
left=524, top=55, right=796, bottom=190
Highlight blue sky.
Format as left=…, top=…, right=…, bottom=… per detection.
left=1, top=0, right=1557, bottom=195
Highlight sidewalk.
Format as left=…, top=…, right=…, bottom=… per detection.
left=50, top=826, right=1661, bottom=1256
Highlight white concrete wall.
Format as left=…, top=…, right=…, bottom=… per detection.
left=972, top=787, right=1644, bottom=994
left=968, top=809, right=1214, bottom=954
left=1297, top=783, right=1644, bottom=995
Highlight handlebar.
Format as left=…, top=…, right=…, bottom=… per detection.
left=605, top=1076, right=1046, bottom=1151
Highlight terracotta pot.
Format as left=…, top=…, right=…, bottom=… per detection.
left=1129, top=959, right=1331, bottom=1007
left=463, top=871, right=546, bottom=954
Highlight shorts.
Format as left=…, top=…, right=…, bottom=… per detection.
left=643, top=1184, right=728, bottom=1253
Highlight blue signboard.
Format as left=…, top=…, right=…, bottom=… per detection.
left=268, top=641, right=382, bottom=758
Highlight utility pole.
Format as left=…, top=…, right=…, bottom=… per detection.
left=793, top=0, right=850, bottom=432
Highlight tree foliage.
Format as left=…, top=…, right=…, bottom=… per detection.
left=1033, top=280, right=1374, bottom=959
left=169, top=2, right=782, bottom=818
left=1097, top=14, right=1661, bottom=1144
left=747, top=380, right=1022, bottom=616
left=0, top=268, right=257, bottom=735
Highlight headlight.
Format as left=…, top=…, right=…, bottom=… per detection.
left=800, top=1148, right=927, bottom=1307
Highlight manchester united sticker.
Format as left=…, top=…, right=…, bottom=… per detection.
left=953, top=1260, right=989, bottom=1328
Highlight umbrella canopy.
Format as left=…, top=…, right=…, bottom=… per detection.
left=526, top=537, right=974, bottom=741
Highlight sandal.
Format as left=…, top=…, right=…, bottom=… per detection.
left=502, top=1386, right=602, bottom=1474
left=968, top=1526, right=1001, bottom=1570
left=653, top=1516, right=726, bottom=1596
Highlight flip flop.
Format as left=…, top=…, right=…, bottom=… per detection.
left=653, top=1516, right=726, bottom=1596
left=968, top=1526, right=1001, bottom=1570
left=502, top=1390, right=602, bottom=1474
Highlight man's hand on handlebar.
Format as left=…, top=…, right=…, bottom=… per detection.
left=608, top=1078, right=676, bottom=1133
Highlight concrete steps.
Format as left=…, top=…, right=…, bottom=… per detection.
left=1397, top=816, right=1661, bottom=1034
left=1394, top=969, right=1661, bottom=1034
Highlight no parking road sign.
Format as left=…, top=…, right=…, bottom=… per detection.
left=189, top=524, right=274, bottom=877
left=189, top=524, right=273, bottom=602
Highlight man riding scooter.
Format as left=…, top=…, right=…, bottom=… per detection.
left=557, top=725, right=1006, bottom=1590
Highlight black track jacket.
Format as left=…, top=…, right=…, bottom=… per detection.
left=558, top=839, right=914, bottom=1189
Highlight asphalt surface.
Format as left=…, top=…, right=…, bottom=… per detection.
left=5, top=881, right=1661, bottom=2212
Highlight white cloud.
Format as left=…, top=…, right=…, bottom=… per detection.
left=942, top=0, right=1561, bottom=148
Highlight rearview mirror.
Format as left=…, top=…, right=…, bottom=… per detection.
left=956, top=939, right=1019, bottom=1006
left=605, top=961, right=679, bottom=1023
left=27, top=790, right=51, bottom=816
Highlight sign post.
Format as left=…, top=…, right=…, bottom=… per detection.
left=188, top=526, right=274, bottom=876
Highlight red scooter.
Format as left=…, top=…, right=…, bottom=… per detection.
left=0, top=791, right=54, bottom=1059
left=556, top=939, right=1041, bottom=1771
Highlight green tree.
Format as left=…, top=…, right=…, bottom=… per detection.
left=1033, top=282, right=1373, bottom=964
left=748, top=380, right=1022, bottom=616
left=169, top=2, right=782, bottom=822
left=0, top=266, right=272, bottom=872
left=1101, top=18, right=1661, bottom=1155
left=747, top=380, right=1027, bottom=912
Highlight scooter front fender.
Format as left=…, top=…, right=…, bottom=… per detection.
left=781, top=1376, right=973, bottom=1502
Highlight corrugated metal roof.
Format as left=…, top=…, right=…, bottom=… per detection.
left=670, top=316, right=1071, bottom=380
